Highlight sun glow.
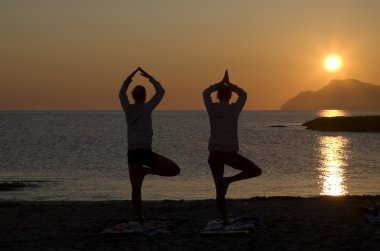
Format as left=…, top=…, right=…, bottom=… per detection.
left=318, top=136, right=349, bottom=196
left=318, top=110, right=348, bottom=118
left=324, top=55, right=342, bottom=72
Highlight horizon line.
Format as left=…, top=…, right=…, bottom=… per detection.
left=0, top=109, right=366, bottom=113
left=0, top=109, right=285, bottom=112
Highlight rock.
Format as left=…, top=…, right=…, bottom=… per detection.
left=0, top=182, right=29, bottom=191
left=302, top=116, right=380, bottom=132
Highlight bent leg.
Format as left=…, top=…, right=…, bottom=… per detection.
left=208, top=155, right=228, bottom=223
left=128, top=164, right=147, bottom=224
left=147, top=154, right=180, bottom=177
left=224, top=153, right=262, bottom=188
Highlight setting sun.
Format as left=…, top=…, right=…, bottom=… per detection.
left=324, top=55, right=343, bottom=72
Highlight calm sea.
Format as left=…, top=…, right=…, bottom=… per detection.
left=1, top=110, right=379, bottom=201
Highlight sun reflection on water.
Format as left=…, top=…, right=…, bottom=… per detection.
left=318, top=110, right=348, bottom=117
left=318, top=136, right=349, bottom=196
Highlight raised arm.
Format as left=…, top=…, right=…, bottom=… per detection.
left=203, top=71, right=229, bottom=111
left=228, top=82, right=247, bottom=111
left=119, top=68, right=139, bottom=112
left=140, top=68, right=165, bottom=110
left=203, top=83, right=221, bottom=111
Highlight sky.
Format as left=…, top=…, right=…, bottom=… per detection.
left=1, top=0, right=380, bottom=110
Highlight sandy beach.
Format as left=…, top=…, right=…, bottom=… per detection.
left=0, top=196, right=379, bottom=251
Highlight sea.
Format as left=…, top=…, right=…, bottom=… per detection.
left=1, top=110, right=379, bottom=201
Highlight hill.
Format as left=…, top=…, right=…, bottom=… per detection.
left=281, top=79, right=380, bottom=110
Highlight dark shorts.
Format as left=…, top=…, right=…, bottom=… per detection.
left=128, top=149, right=158, bottom=168
left=208, top=151, right=261, bottom=177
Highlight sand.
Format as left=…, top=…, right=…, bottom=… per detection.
left=0, top=196, right=379, bottom=251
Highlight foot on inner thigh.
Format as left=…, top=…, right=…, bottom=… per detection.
left=143, top=166, right=151, bottom=176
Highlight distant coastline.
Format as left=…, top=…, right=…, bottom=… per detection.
left=282, top=79, right=380, bottom=111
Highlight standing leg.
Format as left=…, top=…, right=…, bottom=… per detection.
left=128, top=164, right=147, bottom=224
left=224, top=153, right=262, bottom=190
left=208, top=154, right=228, bottom=223
left=129, top=154, right=179, bottom=225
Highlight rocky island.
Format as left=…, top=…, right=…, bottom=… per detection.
left=303, top=116, right=380, bottom=132
left=282, top=79, right=380, bottom=110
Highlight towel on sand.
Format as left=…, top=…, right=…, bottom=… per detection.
left=202, top=216, right=261, bottom=235
left=359, top=204, right=380, bottom=223
left=100, top=217, right=187, bottom=236
left=364, top=212, right=380, bottom=223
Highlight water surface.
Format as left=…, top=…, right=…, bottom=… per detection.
left=1, top=110, right=379, bottom=200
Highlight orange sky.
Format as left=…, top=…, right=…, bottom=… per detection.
left=1, top=1, right=380, bottom=110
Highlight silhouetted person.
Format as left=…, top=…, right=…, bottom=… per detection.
left=203, top=70, right=262, bottom=223
left=119, top=67, right=180, bottom=224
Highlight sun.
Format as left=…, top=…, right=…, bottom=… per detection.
left=324, top=54, right=342, bottom=72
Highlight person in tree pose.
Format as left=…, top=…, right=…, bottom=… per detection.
left=119, top=67, right=180, bottom=224
left=203, top=70, right=262, bottom=223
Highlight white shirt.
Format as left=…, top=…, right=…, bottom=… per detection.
left=203, top=84, right=247, bottom=151
left=119, top=78, right=165, bottom=150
